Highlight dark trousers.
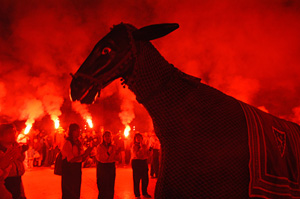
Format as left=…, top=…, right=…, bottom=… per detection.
left=61, top=159, right=82, bottom=199
left=97, top=162, right=116, bottom=199
left=131, top=159, right=149, bottom=197
left=150, top=149, right=160, bottom=177
left=5, top=176, right=26, bottom=199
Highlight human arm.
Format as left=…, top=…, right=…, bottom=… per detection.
left=79, top=146, right=94, bottom=162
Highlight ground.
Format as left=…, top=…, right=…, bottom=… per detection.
left=22, top=166, right=157, bottom=199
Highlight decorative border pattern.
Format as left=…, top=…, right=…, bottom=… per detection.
left=239, top=101, right=300, bottom=198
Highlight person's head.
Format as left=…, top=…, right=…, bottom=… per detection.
left=68, top=123, right=80, bottom=141
left=102, top=131, right=112, bottom=144
left=134, top=133, right=143, bottom=144
left=0, top=123, right=17, bottom=145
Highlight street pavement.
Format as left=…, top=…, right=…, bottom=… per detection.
left=22, top=166, right=157, bottom=199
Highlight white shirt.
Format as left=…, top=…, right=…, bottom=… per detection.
left=131, top=143, right=149, bottom=160
left=96, top=143, right=118, bottom=163
left=61, top=140, right=84, bottom=162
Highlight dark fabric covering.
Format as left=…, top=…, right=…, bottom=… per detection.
left=74, top=23, right=300, bottom=198
left=240, top=101, right=300, bottom=198
left=61, top=159, right=82, bottom=199
left=126, top=41, right=250, bottom=198
left=125, top=36, right=300, bottom=198
left=97, top=162, right=116, bottom=199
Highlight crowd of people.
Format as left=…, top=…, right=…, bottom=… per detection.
left=0, top=122, right=161, bottom=199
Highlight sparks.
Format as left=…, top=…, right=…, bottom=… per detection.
left=124, top=125, right=131, bottom=138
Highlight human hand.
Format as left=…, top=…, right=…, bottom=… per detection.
left=108, top=146, right=114, bottom=154
left=90, top=140, right=98, bottom=148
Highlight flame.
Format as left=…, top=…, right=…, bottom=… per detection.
left=24, top=123, right=32, bottom=135
left=23, top=119, right=34, bottom=135
left=50, top=115, right=60, bottom=129
left=86, top=118, right=93, bottom=128
left=54, top=119, right=60, bottom=129
left=72, top=101, right=93, bottom=128
left=124, top=125, right=131, bottom=138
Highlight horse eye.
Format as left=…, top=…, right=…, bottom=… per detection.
left=101, top=47, right=111, bottom=55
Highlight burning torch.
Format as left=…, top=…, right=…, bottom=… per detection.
left=124, top=125, right=131, bottom=138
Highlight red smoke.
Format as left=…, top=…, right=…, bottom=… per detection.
left=0, top=0, right=300, bottom=132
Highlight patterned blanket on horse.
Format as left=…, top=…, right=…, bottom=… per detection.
left=239, top=102, right=300, bottom=198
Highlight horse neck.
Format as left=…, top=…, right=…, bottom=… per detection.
left=125, top=42, right=175, bottom=103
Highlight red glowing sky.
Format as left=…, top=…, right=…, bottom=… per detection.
left=0, top=0, right=300, bottom=132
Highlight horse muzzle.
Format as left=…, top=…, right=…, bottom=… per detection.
left=70, top=76, right=100, bottom=104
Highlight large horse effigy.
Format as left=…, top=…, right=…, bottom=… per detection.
left=70, top=23, right=300, bottom=198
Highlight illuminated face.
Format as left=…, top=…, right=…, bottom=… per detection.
left=72, top=129, right=80, bottom=141
left=135, top=135, right=143, bottom=143
left=103, top=133, right=112, bottom=143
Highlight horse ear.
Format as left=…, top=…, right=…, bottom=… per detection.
left=133, top=23, right=179, bottom=41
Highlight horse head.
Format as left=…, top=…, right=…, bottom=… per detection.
left=70, top=23, right=179, bottom=104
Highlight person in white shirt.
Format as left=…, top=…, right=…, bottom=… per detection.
left=96, top=131, right=120, bottom=199
left=131, top=133, right=151, bottom=199
left=61, top=123, right=94, bottom=199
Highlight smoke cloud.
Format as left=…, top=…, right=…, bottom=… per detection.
left=0, top=0, right=300, bottom=132
left=118, top=86, right=136, bottom=127
left=71, top=101, right=92, bottom=124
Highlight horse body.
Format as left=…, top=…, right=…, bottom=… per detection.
left=70, top=23, right=300, bottom=198
left=124, top=41, right=250, bottom=198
